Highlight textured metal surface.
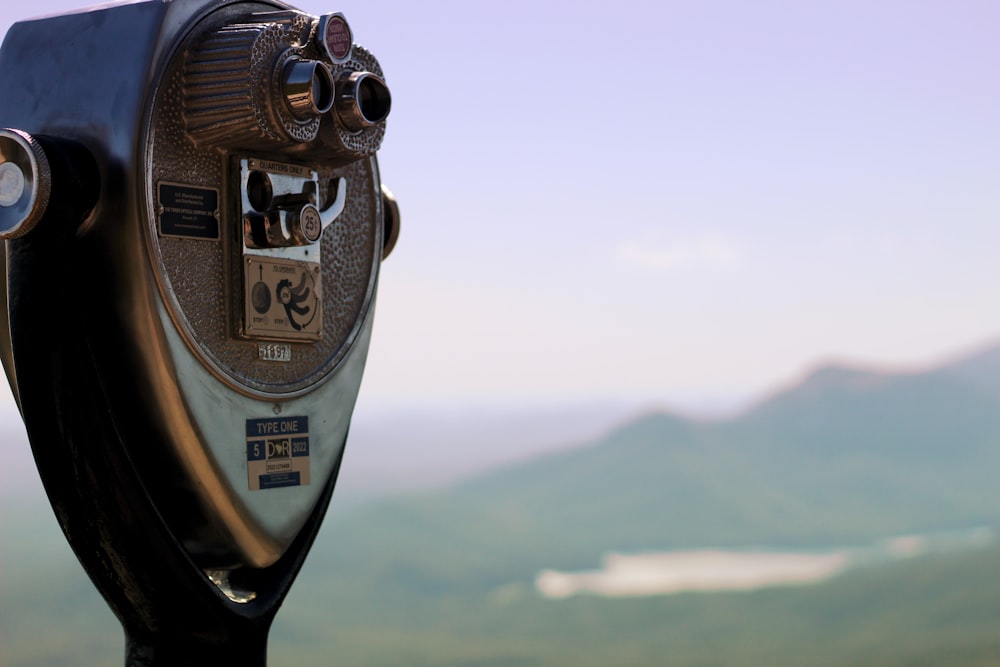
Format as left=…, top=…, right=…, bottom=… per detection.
left=184, top=20, right=322, bottom=146
left=148, top=3, right=380, bottom=395
left=319, top=45, right=387, bottom=159
left=180, top=8, right=387, bottom=164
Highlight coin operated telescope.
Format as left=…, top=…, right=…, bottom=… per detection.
left=0, top=0, right=399, bottom=664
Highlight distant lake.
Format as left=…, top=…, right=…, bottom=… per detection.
left=536, top=528, right=995, bottom=599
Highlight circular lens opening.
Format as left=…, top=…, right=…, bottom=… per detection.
left=357, top=75, right=391, bottom=124
left=0, top=130, right=47, bottom=239
left=283, top=59, right=335, bottom=118
left=0, top=161, right=26, bottom=208
left=247, top=170, right=273, bottom=212
left=311, top=64, right=335, bottom=115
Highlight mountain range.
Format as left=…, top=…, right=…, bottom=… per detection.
left=319, top=341, right=1000, bottom=594
left=5, top=340, right=1000, bottom=666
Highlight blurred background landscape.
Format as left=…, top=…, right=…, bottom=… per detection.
left=3, top=0, right=1000, bottom=665
left=7, top=344, right=1000, bottom=665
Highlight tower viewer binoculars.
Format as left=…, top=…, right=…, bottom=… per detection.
left=0, top=0, right=399, bottom=663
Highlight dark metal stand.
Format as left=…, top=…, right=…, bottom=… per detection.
left=4, top=137, right=340, bottom=667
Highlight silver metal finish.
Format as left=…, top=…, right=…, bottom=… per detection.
left=282, top=58, right=335, bottom=118
left=316, top=44, right=390, bottom=165
left=183, top=18, right=325, bottom=147
left=0, top=129, right=50, bottom=239
left=240, top=157, right=346, bottom=249
left=152, top=8, right=384, bottom=397
left=205, top=569, right=257, bottom=603
left=0, top=0, right=398, bottom=572
left=140, top=2, right=392, bottom=565
left=0, top=163, right=25, bottom=206
left=335, top=71, right=392, bottom=131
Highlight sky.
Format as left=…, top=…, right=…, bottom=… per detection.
left=1, top=0, right=999, bottom=413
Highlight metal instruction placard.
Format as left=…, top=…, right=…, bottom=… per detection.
left=243, top=256, right=322, bottom=341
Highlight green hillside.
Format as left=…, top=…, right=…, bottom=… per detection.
left=272, top=542, right=1000, bottom=667
left=5, top=344, right=1000, bottom=665
left=6, top=515, right=1000, bottom=667
left=319, top=346, right=1000, bottom=594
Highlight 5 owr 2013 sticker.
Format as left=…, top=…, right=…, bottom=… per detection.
left=246, top=416, right=311, bottom=490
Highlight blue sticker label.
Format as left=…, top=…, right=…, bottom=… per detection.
left=292, top=437, right=309, bottom=457
left=246, top=416, right=309, bottom=437
left=260, top=472, right=302, bottom=489
left=246, top=416, right=311, bottom=491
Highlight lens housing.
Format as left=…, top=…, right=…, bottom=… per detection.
left=283, top=58, right=335, bottom=119
left=335, top=71, right=391, bottom=131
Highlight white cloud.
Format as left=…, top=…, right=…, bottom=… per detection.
left=614, top=233, right=740, bottom=271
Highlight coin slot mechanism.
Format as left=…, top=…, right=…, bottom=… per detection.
left=238, top=158, right=338, bottom=343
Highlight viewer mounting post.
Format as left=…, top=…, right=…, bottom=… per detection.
left=0, top=1, right=399, bottom=664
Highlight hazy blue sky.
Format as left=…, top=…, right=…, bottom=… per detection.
left=2, top=0, right=998, bottom=412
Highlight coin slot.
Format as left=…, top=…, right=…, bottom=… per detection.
left=247, top=170, right=273, bottom=212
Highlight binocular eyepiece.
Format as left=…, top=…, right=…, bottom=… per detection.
left=182, top=10, right=391, bottom=165
left=283, top=57, right=336, bottom=118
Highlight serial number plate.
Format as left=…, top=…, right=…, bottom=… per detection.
left=258, top=343, right=292, bottom=362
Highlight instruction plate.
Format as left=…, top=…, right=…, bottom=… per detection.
left=243, top=256, right=322, bottom=341
left=157, top=182, right=219, bottom=239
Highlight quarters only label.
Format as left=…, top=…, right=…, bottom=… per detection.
left=246, top=416, right=311, bottom=491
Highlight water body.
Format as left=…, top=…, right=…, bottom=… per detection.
left=536, top=528, right=995, bottom=599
